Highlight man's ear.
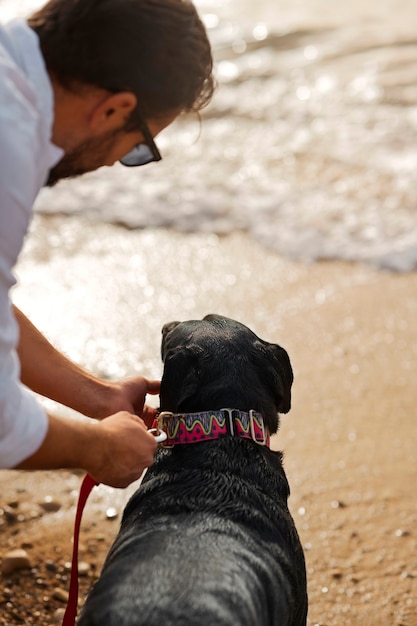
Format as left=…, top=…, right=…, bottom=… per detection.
left=89, top=91, right=137, bottom=132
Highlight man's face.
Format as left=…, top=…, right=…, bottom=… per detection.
left=45, top=114, right=175, bottom=187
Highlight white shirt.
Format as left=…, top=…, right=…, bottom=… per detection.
left=0, top=19, right=63, bottom=467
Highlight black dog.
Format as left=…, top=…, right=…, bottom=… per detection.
left=78, top=315, right=308, bottom=625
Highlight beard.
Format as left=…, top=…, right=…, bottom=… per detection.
left=45, top=128, right=124, bottom=187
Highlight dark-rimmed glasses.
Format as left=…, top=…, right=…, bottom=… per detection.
left=119, top=111, right=162, bottom=167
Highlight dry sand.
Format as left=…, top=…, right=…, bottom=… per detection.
left=1, top=218, right=416, bottom=625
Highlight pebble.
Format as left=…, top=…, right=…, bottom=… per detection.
left=95, top=533, right=106, bottom=542
left=1, top=549, right=32, bottom=575
left=2, top=506, right=18, bottom=523
left=64, top=559, right=90, bottom=576
left=38, top=496, right=62, bottom=513
left=330, top=499, right=347, bottom=509
left=106, top=507, right=118, bottom=520
left=53, top=608, right=66, bottom=624
left=78, top=561, right=90, bottom=576
left=46, top=560, right=57, bottom=573
left=52, top=587, right=69, bottom=602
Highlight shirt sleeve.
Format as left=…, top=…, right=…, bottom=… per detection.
left=0, top=347, right=49, bottom=468
left=0, top=50, right=49, bottom=468
left=0, top=258, right=49, bottom=468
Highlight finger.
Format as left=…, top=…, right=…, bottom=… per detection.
left=133, top=414, right=148, bottom=429
left=145, top=379, right=161, bottom=394
left=141, top=404, right=158, bottom=428
left=144, top=428, right=158, bottom=451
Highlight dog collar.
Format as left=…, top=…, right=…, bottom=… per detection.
left=153, top=408, right=270, bottom=448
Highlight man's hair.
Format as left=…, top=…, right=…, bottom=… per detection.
left=29, top=0, right=214, bottom=127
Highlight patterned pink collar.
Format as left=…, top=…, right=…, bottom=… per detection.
left=153, top=408, right=270, bottom=448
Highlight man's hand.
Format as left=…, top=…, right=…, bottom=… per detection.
left=17, top=411, right=158, bottom=489
left=13, top=306, right=160, bottom=427
left=86, top=412, right=158, bottom=487
left=96, top=377, right=161, bottom=428
left=13, top=306, right=161, bottom=484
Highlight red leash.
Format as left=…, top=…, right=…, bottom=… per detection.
left=62, top=474, right=98, bottom=626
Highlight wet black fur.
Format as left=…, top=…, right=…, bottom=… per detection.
left=77, top=314, right=308, bottom=626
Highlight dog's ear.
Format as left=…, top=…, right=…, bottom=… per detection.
left=161, top=321, right=181, bottom=361
left=160, top=345, right=204, bottom=412
left=255, top=341, right=294, bottom=414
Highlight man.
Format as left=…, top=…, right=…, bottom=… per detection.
left=0, top=0, right=214, bottom=487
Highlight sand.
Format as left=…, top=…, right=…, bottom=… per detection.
left=1, top=217, right=416, bottom=625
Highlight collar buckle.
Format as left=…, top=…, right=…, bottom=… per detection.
left=249, top=409, right=267, bottom=445
left=152, top=411, right=174, bottom=448
left=221, top=407, right=237, bottom=437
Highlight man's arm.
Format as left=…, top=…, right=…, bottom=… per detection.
left=8, top=306, right=160, bottom=486
left=13, top=305, right=159, bottom=423
left=16, top=410, right=158, bottom=488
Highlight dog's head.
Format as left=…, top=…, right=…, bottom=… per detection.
left=159, top=314, right=293, bottom=434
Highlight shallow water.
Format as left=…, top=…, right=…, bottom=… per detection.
left=1, top=0, right=417, bottom=269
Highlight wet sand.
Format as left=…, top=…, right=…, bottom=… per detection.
left=1, top=216, right=417, bottom=625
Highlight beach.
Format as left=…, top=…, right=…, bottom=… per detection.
left=1, top=216, right=416, bottom=625
left=1, top=0, right=416, bottom=622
